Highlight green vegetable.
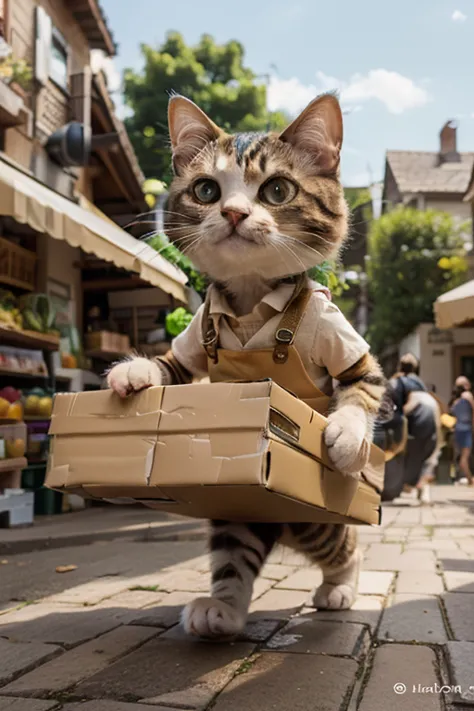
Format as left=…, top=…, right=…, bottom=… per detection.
left=166, top=307, right=193, bottom=337
left=22, top=309, right=44, bottom=332
left=19, top=293, right=57, bottom=332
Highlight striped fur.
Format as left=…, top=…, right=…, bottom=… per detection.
left=154, top=350, right=193, bottom=385
left=333, top=352, right=387, bottom=418
left=181, top=521, right=361, bottom=637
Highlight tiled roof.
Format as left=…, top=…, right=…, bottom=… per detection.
left=386, top=150, right=474, bottom=195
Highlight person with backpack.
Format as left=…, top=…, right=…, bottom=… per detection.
left=379, top=353, right=443, bottom=503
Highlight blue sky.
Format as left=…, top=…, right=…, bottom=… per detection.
left=100, top=0, right=474, bottom=186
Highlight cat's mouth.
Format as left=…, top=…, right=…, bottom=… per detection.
left=217, top=228, right=259, bottom=246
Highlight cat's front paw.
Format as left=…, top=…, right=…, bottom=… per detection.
left=182, top=597, right=246, bottom=639
left=324, top=405, right=369, bottom=477
left=311, top=582, right=357, bottom=610
left=107, top=357, right=162, bottom=398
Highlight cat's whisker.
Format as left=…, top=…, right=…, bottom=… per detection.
left=280, top=227, right=335, bottom=249
left=277, top=233, right=326, bottom=262
left=273, top=235, right=310, bottom=273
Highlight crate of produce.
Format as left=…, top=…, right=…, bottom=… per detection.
left=0, top=420, right=27, bottom=459
left=0, top=237, right=36, bottom=292
left=85, top=331, right=123, bottom=353
left=25, top=419, right=50, bottom=460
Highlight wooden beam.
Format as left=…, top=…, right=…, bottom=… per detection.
left=83, top=276, right=147, bottom=291
left=91, top=132, right=119, bottom=150
left=96, top=148, right=135, bottom=206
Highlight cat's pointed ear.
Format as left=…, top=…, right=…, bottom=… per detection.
left=168, top=96, right=222, bottom=174
left=279, top=93, right=343, bottom=174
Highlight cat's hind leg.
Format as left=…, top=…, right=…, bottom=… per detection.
left=183, top=521, right=282, bottom=638
left=288, top=523, right=360, bottom=610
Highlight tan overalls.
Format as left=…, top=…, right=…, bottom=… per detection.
left=201, top=277, right=331, bottom=416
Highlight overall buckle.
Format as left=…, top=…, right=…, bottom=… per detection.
left=275, top=328, right=294, bottom=344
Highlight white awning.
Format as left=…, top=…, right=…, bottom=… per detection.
left=0, top=157, right=187, bottom=301
left=434, top=280, right=474, bottom=329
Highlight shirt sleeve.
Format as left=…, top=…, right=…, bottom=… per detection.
left=310, top=295, right=370, bottom=378
left=171, top=305, right=209, bottom=378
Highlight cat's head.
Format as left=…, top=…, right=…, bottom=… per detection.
left=165, top=93, right=348, bottom=282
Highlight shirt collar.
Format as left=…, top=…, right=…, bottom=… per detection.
left=208, top=281, right=297, bottom=319
left=208, top=279, right=331, bottom=318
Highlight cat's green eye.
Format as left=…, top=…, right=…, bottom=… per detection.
left=259, top=177, right=297, bottom=206
left=192, top=179, right=221, bottom=204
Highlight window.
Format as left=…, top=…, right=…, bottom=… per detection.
left=35, top=7, right=69, bottom=91
left=50, top=26, right=68, bottom=91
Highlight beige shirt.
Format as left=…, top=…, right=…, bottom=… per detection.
left=172, top=280, right=370, bottom=394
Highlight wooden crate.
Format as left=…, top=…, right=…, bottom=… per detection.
left=0, top=237, right=36, bottom=291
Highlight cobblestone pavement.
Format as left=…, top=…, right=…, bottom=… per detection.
left=1, top=486, right=474, bottom=710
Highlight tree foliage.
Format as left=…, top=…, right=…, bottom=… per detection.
left=366, top=207, right=469, bottom=354
left=123, top=32, right=288, bottom=181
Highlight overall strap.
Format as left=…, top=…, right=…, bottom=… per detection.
left=201, top=291, right=219, bottom=363
left=273, top=276, right=312, bottom=364
left=201, top=273, right=311, bottom=364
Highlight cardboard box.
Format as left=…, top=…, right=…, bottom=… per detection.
left=45, top=381, right=385, bottom=525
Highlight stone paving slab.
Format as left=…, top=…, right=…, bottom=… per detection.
left=445, top=641, right=474, bottom=705
left=301, top=595, right=384, bottom=629
left=443, top=571, right=474, bottom=592
left=395, top=571, right=444, bottom=595
left=443, top=592, right=474, bottom=641
left=162, top=619, right=281, bottom=645
left=264, top=618, right=369, bottom=658
left=127, top=591, right=197, bottom=628
left=364, top=548, right=437, bottom=572
left=249, top=588, right=306, bottom=618
left=0, top=700, right=59, bottom=710
left=379, top=594, right=448, bottom=643
left=0, top=601, right=150, bottom=648
left=75, top=638, right=255, bottom=709
left=0, top=639, right=60, bottom=685
left=1, top=626, right=157, bottom=697
left=260, top=564, right=297, bottom=581
left=358, top=571, right=394, bottom=595
left=274, top=568, right=322, bottom=591
left=358, top=644, right=442, bottom=711
left=210, top=653, right=358, bottom=711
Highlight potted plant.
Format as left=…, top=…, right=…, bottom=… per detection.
left=0, top=55, right=32, bottom=98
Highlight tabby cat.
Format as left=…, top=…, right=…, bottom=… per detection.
left=107, top=93, right=386, bottom=638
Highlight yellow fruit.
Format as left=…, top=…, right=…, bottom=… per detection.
left=7, top=402, right=23, bottom=421
left=0, top=397, right=9, bottom=417
left=37, top=397, right=52, bottom=418
left=5, top=438, right=26, bottom=458
left=25, top=395, right=40, bottom=415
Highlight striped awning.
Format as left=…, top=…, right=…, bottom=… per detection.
left=0, top=157, right=187, bottom=301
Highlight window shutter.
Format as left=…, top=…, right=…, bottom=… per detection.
left=35, top=6, right=52, bottom=85
left=70, top=67, right=91, bottom=128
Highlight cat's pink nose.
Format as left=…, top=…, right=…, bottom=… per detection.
left=221, top=209, right=249, bottom=226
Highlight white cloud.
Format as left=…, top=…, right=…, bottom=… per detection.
left=452, top=9, right=467, bottom=22
left=268, top=69, right=431, bottom=116
left=90, top=49, right=122, bottom=93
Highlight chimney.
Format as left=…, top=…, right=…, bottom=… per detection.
left=439, top=120, right=460, bottom=163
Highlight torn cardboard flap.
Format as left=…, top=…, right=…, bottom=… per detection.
left=46, top=380, right=385, bottom=525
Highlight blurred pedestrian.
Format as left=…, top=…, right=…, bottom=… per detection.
left=380, top=353, right=443, bottom=503
left=450, top=377, right=473, bottom=485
